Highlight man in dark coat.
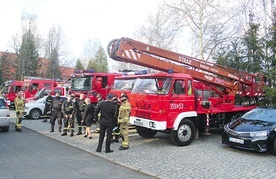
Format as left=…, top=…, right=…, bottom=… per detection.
left=61, top=94, right=76, bottom=137
left=75, top=93, right=86, bottom=135
left=42, top=91, right=53, bottom=123
left=95, top=93, right=117, bottom=153
left=50, top=92, right=64, bottom=132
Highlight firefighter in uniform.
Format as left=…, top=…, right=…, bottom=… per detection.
left=118, top=94, right=131, bottom=150
left=14, top=91, right=25, bottom=132
left=94, top=94, right=104, bottom=133
left=61, top=94, right=76, bottom=137
left=75, top=93, right=86, bottom=135
left=112, top=95, right=121, bottom=143
left=50, top=92, right=63, bottom=132
left=42, top=91, right=53, bottom=123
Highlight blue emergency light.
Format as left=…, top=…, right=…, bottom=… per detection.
left=74, top=69, right=95, bottom=73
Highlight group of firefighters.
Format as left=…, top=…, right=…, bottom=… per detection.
left=14, top=90, right=131, bottom=152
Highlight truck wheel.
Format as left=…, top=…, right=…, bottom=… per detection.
left=136, top=126, right=157, bottom=138
left=30, top=109, right=42, bottom=120
left=271, top=138, right=276, bottom=156
left=170, top=119, right=195, bottom=146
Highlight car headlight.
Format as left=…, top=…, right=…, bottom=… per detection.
left=24, top=106, right=29, bottom=109
left=249, top=131, right=269, bottom=137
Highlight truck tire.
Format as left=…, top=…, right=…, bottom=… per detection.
left=271, top=138, right=276, bottom=156
left=136, top=126, right=157, bottom=138
left=170, top=119, right=195, bottom=146
left=30, top=109, right=42, bottom=120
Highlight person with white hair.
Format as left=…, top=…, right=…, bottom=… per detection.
left=82, top=98, right=94, bottom=139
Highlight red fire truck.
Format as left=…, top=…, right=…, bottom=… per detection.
left=70, top=69, right=121, bottom=104
left=21, top=78, right=58, bottom=99
left=107, top=37, right=266, bottom=146
left=1, top=80, right=24, bottom=107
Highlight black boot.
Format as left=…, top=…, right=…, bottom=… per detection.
left=76, top=127, right=82, bottom=135
left=50, top=124, right=54, bottom=132
left=70, top=130, right=74, bottom=137
left=61, top=129, right=67, bottom=136
left=58, top=126, right=61, bottom=132
left=114, top=137, right=119, bottom=143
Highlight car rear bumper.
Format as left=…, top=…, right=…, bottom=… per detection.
left=0, top=117, right=10, bottom=127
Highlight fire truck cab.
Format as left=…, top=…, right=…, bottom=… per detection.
left=70, top=69, right=121, bottom=104
left=21, top=78, right=58, bottom=99
left=1, top=80, right=24, bottom=107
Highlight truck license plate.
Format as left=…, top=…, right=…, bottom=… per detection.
left=229, top=137, right=244, bottom=144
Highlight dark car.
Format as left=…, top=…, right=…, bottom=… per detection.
left=222, top=107, right=276, bottom=155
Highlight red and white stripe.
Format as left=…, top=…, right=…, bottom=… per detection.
left=206, top=114, right=209, bottom=127
left=122, top=50, right=140, bottom=60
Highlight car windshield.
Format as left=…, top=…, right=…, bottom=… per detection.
left=112, top=78, right=136, bottom=91
left=34, top=88, right=48, bottom=99
left=0, top=99, right=5, bottom=108
left=242, top=108, right=276, bottom=122
left=35, top=96, right=47, bottom=103
left=71, top=76, right=92, bottom=91
left=132, top=77, right=172, bottom=94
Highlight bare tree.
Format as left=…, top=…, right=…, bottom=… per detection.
left=42, top=25, right=66, bottom=79
left=110, top=2, right=181, bottom=72
left=166, top=0, right=242, bottom=61
left=134, top=3, right=181, bottom=51
left=80, top=38, right=101, bottom=68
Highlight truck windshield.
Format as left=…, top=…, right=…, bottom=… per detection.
left=21, top=83, right=29, bottom=91
left=112, top=78, right=136, bottom=91
left=132, top=77, right=172, bottom=94
left=71, top=76, right=92, bottom=91
left=1, top=86, right=9, bottom=94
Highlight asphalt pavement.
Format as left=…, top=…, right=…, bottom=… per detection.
left=9, top=110, right=276, bottom=179
left=0, top=123, right=155, bottom=179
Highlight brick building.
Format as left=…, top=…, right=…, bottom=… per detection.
left=0, top=51, right=74, bottom=81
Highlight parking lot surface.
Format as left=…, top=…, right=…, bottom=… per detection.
left=10, top=111, right=276, bottom=179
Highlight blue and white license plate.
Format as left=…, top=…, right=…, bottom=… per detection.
left=229, top=137, right=244, bottom=144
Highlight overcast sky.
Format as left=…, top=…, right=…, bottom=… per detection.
left=0, top=0, right=160, bottom=59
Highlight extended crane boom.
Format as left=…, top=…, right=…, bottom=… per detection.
left=108, top=37, right=265, bottom=98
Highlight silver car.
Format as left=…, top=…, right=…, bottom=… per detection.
left=24, top=96, right=66, bottom=120
left=0, top=97, right=10, bottom=132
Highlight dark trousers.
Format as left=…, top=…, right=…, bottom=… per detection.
left=51, top=110, right=62, bottom=127
left=76, top=112, right=85, bottom=129
left=44, top=105, right=50, bottom=115
left=63, top=114, right=74, bottom=132
left=97, top=124, right=113, bottom=151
